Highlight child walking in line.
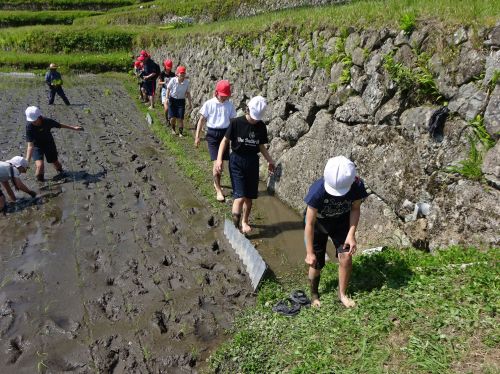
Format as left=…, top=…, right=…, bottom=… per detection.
left=158, top=59, right=175, bottom=126
left=215, top=96, right=275, bottom=233
left=194, top=80, right=237, bottom=202
left=166, top=66, right=192, bottom=137
left=303, top=156, right=368, bottom=308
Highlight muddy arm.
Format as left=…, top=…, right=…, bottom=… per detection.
left=1, top=181, right=16, bottom=201
left=14, top=177, right=36, bottom=197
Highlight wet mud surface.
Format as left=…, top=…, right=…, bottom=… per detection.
left=0, top=76, right=254, bottom=373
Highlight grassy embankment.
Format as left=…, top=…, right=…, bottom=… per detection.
left=0, top=10, right=103, bottom=27
left=210, top=247, right=499, bottom=373
left=0, top=0, right=138, bottom=10
left=1, top=0, right=499, bottom=72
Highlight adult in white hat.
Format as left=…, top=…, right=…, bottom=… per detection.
left=45, top=63, right=70, bottom=105
left=0, top=156, right=37, bottom=214
left=303, top=156, right=369, bottom=308
left=24, top=106, right=84, bottom=182
left=215, top=96, right=275, bottom=234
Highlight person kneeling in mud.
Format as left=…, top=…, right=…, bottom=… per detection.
left=215, top=96, right=275, bottom=234
left=24, top=106, right=84, bottom=182
left=304, top=156, right=368, bottom=308
left=0, top=156, right=36, bottom=214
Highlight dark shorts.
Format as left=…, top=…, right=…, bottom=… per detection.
left=229, top=152, right=259, bottom=199
left=206, top=128, right=229, bottom=161
left=304, top=215, right=350, bottom=270
left=33, top=144, right=58, bottom=163
left=143, top=80, right=155, bottom=96
left=168, top=97, right=186, bottom=119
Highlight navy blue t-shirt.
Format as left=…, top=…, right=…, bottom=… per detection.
left=26, top=118, right=61, bottom=148
left=304, top=177, right=369, bottom=222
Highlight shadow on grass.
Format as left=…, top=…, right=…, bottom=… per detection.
left=323, top=252, right=414, bottom=294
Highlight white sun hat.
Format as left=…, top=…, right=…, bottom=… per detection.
left=247, top=96, right=267, bottom=121
left=25, top=106, right=42, bottom=122
left=323, top=156, right=356, bottom=196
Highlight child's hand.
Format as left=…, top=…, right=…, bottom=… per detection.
left=305, top=253, right=317, bottom=267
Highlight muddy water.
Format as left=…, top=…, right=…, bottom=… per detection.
left=0, top=76, right=254, bottom=373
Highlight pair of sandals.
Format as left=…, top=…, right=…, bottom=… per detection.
left=272, top=290, right=311, bottom=317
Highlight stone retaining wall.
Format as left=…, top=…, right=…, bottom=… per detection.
left=150, top=23, right=500, bottom=250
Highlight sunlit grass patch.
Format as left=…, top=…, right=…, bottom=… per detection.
left=210, top=247, right=499, bottom=373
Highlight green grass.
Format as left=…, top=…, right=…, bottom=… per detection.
left=209, top=246, right=499, bottom=373
left=0, top=10, right=103, bottom=27
left=0, top=25, right=138, bottom=53
left=0, top=51, right=132, bottom=72
left=0, top=0, right=138, bottom=10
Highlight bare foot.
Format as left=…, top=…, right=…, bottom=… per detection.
left=311, top=298, right=321, bottom=308
left=339, top=294, right=356, bottom=308
left=216, top=191, right=225, bottom=202
left=241, top=222, right=252, bottom=234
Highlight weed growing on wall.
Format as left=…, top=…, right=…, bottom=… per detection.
left=383, top=50, right=441, bottom=104
left=446, top=115, right=496, bottom=180
left=400, top=12, right=417, bottom=34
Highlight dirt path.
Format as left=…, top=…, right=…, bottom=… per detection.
left=0, top=75, right=253, bottom=373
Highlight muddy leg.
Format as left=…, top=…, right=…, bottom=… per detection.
left=308, top=267, right=321, bottom=308
left=241, top=198, right=252, bottom=234
left=213, top=162, right=224, bottom=202
left=338, top=252, right=355, bottom=308
left=170, top=118, right=176, bottom=134
left=35, top=160, right=45, bottom=181
left=178, top=119, right=184, bottom=137
left=0, top=195, right=5, bottom=215
left=232, top=197, right=244, bottom=229
left=52, top=160, right=63, bottom=173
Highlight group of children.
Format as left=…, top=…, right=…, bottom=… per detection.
left=2, top=56, right=369, bottom=308
left=134, top=50, right=192, bottom=136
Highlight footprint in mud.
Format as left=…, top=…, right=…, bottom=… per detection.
left=130, top=154, right=138, bottom=162
left=135, top=164, right=147, bottom=173
left=207, top=216, right=216, bottom=227
left=154, top=309, right=170, bottom=334
left=187, top=207, right=198, bottom=215
left=42, top=316, right=80, bottom=339
left=162, top=256, right=173, bottom=266
left=168, top=272, right=185, bottom=290
left=0, top=300, right=15, bottom=337
left=7, top=336, right=23, bottom=364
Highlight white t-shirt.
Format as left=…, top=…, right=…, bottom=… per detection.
left=167, top=77, right=190, bottom=99
left=0, top=161, right=20, bottom=183
left=199, top=97, right=237, bottom=130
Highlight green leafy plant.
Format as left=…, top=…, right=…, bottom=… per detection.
left=446, top=115, right=496, bottom=180
left=400, top=12, right=416, bottom=34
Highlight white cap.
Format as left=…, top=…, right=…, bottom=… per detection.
left=25, top=106, right=42, bottom=122
left=7, top=156, right=29, bottom=169
left=324, top=156, right=356, bottom=196
left=248, top=96, right=267, bottom=121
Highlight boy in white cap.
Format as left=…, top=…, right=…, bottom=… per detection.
left=24, top=106, right=84, bottom=182
left=215, top=96, right=275, bottom=233
left=0, top=156, right=37, bottom=214
left=304, top=156, right=368, bottom=308
left=195, top=80, right=237, bottom=202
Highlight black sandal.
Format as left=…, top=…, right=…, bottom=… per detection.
left=272, top=298, right=301, bottom=317
left=290, top=290, right=311, bottom=308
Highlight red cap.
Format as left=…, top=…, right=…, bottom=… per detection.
left=163, top=59, right=173, bottom=69
left=176, top=66, right=186, bottom=74
left=134, top=61, right=142, bottom=67
left=215, top=80, right=231, bottom=97
left=140, top=50, right=149, bottom=57
left=137, top=56, right=145, bottom=62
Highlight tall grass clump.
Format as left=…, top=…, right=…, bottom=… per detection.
left=0, top=51, right=131, bottom=72
left=0, top=0, right=137, bottom=11
left=0, top=25, right=137, bottom=53
left=0, top=10, right=102, bottom=27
